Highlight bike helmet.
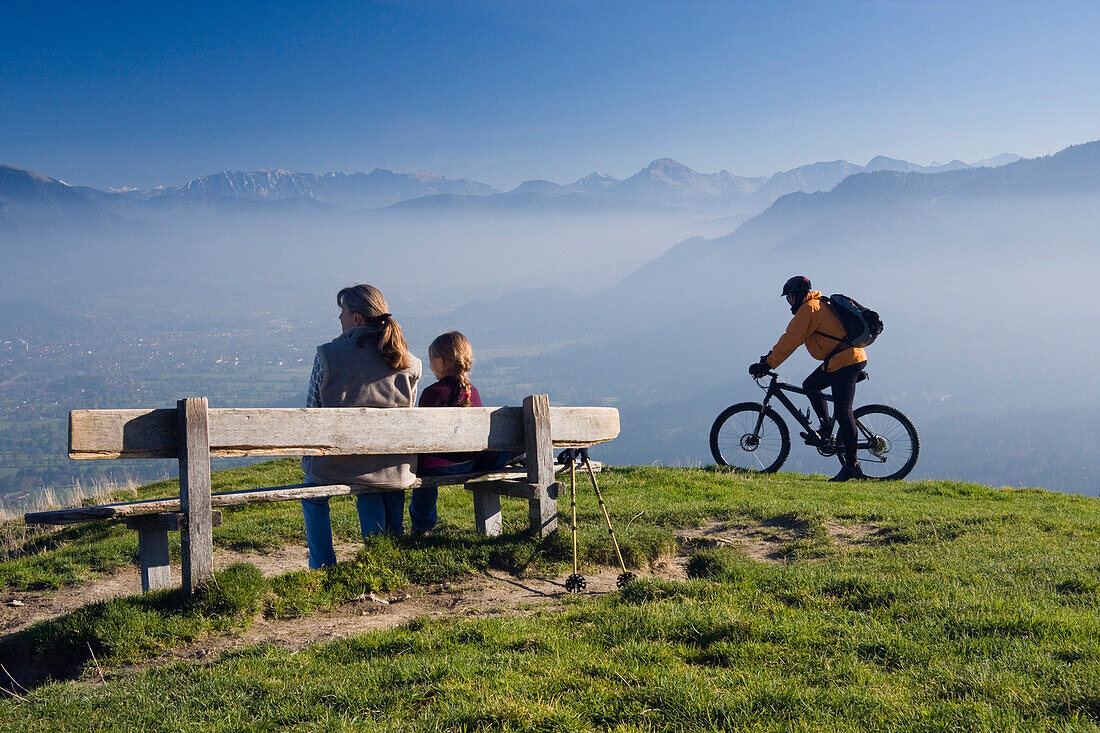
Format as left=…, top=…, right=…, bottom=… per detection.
left=781, top=276, right=811, bottom=313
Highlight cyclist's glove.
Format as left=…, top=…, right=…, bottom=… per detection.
left=748, top=361, right=769, bottom=378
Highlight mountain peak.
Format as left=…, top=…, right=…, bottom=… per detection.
left=974, top=153, right=1023, bottom=168
left=637, top=158, right=703, bottom=188
left=565, top=171, right=619, bottom=193
left=579, top=171, right=617, bottom=182
left=645, top=158, right=694, bottom=174
left=865, top=156, right=921, bottom=173
left=512, top=179, right=567, bottom=196
left=1, top=165, right=62, bottom=185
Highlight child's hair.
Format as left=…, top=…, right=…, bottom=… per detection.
left=428, top=331, right=474, bottom=407
left=337, top=284, right=411, bottom=371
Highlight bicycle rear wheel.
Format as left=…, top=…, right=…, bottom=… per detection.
left=851, top=404, right=920, bottom=480
left=710, top=402, right=791, bottom=473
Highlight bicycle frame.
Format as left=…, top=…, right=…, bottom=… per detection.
left=753, top=372, right=881, bottom=451
left=753, top=372, right=827, bottom=438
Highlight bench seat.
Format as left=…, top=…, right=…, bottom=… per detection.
left=24, top=461, right=600, bottom=525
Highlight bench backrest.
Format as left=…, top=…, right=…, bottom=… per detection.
left=69, top=405, right=620, bottom=460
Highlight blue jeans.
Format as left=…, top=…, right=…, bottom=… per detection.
left=409, top=460, right=474, bottom=533
left=409, top=452, right=515, bottom=532
left=473, top=450, right=513, bottom=471
left=301, top=491, right=405, bottom=569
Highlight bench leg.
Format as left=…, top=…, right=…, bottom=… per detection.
left=471, top=488, right=502, bottom=537
left=523, top=395, right=558, bottom=537
left=131, top=516, right=172, bottom=592
left=178, top=397, right=214, bottom=596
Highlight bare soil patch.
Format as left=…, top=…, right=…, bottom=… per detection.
left=823, top=520, right=883, bottom=547
left=674, top=518, right=884, bottom=563
left=146, top=568, right=635, bottom=671
left=674, top=518, right=803, bottom=563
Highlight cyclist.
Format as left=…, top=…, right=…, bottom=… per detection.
left=748, top=276, right=868, bottom=481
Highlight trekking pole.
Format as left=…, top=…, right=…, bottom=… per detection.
left=563, top=450, right=586, bottom=593
left=580, top=450, right=636, bottom=589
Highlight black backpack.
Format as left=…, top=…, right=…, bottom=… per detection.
left=820, top=293, right=883, bottom=350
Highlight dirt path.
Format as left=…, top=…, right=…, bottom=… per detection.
left=151, top=567, right=646, bottom=667
left=2, top=518, right=881, bottom=678
left=2, top=550, right=677, bottom=684
left=0, top=542, right=363, bottom=636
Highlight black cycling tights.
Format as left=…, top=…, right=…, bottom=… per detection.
left=803, top=361, right=867, bottom=468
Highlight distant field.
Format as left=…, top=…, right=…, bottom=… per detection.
left=2, top=461, right=1099, bottom=731
left=0, top=337, right=312, bottom=502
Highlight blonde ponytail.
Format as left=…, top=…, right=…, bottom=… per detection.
left=428, top=331, right=474, bottom=406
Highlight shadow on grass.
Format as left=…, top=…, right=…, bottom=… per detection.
left=0, top=564, right=265, bottom=689
left=0, top=520, right=669, bottom=690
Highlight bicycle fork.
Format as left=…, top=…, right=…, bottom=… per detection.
left=747, top=395, right=775, bottom=440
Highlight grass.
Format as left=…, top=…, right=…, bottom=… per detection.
left=0, top=460, right=678, bottom=591
left=0, top=461, right=303, bottom=589
left=1, top=461, right=1099, bottom=730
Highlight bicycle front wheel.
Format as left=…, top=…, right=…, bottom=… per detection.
left=710, top=402, right=791, bottom=473
left=851, top=404, right=920, bottom=480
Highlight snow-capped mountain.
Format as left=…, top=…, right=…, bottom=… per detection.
left=611, top=158, right=764, bottom=203
left=751, top=160, right=865, bottom=202
left=565, top=172, right=619, bottom=194
left=174, top=168, right=498, bottom=209
left=0, top=165, right=116, bottom=224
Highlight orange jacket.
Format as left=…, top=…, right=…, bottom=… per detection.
left=765, top=290, right=867, bottom=373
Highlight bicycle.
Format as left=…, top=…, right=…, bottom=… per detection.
left=709, top=370, right=920, bottom=480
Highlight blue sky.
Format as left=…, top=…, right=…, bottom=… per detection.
left=2, top=0, right=1098, bottom=189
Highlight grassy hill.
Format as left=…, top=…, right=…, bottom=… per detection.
left=1, top=460, right=1099, bottom=731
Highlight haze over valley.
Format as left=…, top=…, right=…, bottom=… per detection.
left=2, top=142, right=1097, bottom=501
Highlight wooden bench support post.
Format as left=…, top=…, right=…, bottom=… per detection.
left=178, top=397, right=213, bottom=596
left=128, top=515, right=172, bottom=592
left=125, top=511, right=223, bottom=594
left=470, top=486, right=503, bottom=536
left=523, top=394, right=557, bottom=537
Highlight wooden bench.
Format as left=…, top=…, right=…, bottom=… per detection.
left=24, top=394, right=619, bottom=595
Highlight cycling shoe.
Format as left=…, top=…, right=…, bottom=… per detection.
left=829, top=463, right=867, bottom=482
left=800, top=418, right=835, bottom=445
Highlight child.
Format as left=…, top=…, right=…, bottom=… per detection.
left=410, top=331, right=480, bottom=534
left=411, top=332, right=513, bottom=534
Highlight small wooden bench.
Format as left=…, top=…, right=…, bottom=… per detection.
left=24, top=395, right=619, bottom=595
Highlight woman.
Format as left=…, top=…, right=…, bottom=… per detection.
left=300, top=284, right=421, bottom=568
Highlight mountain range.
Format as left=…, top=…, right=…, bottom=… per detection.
left=1, top=151, right=1023, bottom=223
